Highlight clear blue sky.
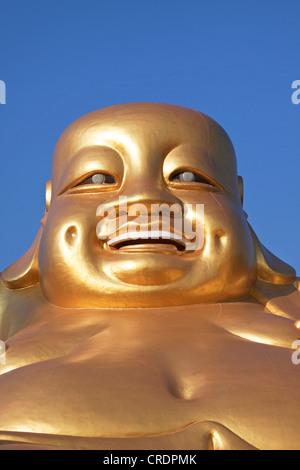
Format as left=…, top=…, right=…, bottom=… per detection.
left=0, top=0, right=299, bottom=275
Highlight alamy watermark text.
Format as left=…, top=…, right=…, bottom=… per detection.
left=0, top=80, right=6, bottom=104
left=96, top=197, right=205, bottom=252
left=291, top=80, right=300, bottom=104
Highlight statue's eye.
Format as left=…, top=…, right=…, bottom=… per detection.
left=77, top=173, right=116, bottom=186
left=170, top=170, right=213, bottom=185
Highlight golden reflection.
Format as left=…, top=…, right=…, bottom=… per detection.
left=0, top=103, right=299, bottom=450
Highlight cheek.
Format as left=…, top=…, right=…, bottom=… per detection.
left=198, top=197, right=256, bottom=271
left=215, top=219, right=255, bottom=268
left=64, top=225, right=78, bottom=247
left=210, top=229, right=228, bottom=254
left=38, top=200, right=99, bottom=276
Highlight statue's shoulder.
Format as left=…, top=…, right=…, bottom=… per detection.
left=252, top=277, right=300, bottom=321
left=0, top=276, right=11, bottom=340
left=0, top=275, right=9, bottom=315
left=0, top=275, right=39, bottom=340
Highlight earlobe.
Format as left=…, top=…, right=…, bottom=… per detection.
left=238, top=176, right=296, bottom=284
left=1, top=181, right=52, bottom=290
left=248, top=223, right=296, bottom=284
left=45, top=180, right=52, bottom=212
left=238, top=176, right=243, bottom=205
left=2, top=227, right=43, bottom=289
left=239, top=176, right=294, bottom=285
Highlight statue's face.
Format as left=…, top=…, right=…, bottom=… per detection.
left=38, top=103, right=257, bottom=307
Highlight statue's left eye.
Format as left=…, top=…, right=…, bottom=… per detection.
left=77, top=173, right=116, bottom=185
left=170, top=171, right=213, bottom=185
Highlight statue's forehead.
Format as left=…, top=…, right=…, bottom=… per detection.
left=51, top=103, right=238, bottom=189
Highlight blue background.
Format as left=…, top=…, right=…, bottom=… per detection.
left=0, top=0, right=299, bottom=275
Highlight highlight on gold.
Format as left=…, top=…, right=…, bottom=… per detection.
left=0, top=103, right=299, bottom=450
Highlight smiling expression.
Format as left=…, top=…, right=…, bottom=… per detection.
left=38, top=103, right=257, bottom=308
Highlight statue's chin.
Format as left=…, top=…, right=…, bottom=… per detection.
left=106, top=262, right=185, bottom=286
left=110, top=268, right=184, bottom=286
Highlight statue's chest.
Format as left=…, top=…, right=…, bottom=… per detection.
left=0, top=324, right=297, bottom=440
left=0, top=306, right=299, bottom=449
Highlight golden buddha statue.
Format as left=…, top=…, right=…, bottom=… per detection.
left=0, top=103, right=299, bottom=450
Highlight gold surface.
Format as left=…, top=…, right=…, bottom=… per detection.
left=0, top=103, right=299, bottom=450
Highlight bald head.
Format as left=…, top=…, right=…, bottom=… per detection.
left=51, top=103, right=240, bottom=203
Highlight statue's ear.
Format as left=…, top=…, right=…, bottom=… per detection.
left=238, top=175, right=295, bottom=284
left=248, top=223, right=296, bottom=285
left=238, top=175, right=244, bottom=205
left=2, top=181, right=52, bottom=290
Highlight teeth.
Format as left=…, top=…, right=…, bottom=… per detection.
left=106, top=230, right=183, bottom=247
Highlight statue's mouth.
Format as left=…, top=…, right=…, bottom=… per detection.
left=106, top=231, right=186, bottom=252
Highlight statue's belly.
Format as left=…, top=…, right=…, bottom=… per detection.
left=0, top=337, right=298, bottom=450
left=0, top=303, right=299, bottom=450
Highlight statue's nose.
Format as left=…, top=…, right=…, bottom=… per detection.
left=119, top=178, right=182, bottom=210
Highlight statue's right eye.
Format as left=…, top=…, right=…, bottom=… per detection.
left=169, top=170, right=215, bottom=186
left=77, top=173, right=116, bottom=186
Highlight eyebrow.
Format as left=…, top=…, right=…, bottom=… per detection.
left=55, top=145, right=124, bottom=195
left=68, top=145, right=124, bottom=161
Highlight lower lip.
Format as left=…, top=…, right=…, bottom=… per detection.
left=115, top=243, right=182, bottom=254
